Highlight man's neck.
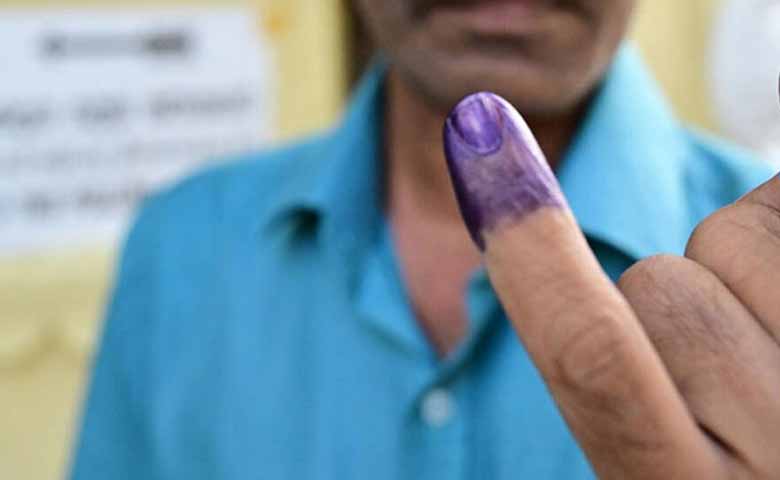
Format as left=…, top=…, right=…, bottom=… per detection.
left=384, top=68, right=583, bottom=224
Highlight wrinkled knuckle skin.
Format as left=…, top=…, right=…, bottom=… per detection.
left=617, top=255, right=693, bottom=323
left=619, top=255, right=734, bottom=355
left=749, top=182, right=780, bottom=224
left=686, top=211, right=725, bottom=260
left=618, top=254, right=684, bottom=301
left=686, top=203, right=780, bottom=261
left=618, top=256, right=697, bottom=334
left=553, top=312, right=634, bottom=403
left=742, top=200, right=780, bottom=244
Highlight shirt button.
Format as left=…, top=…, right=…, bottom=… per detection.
left=420, top=388, right=455, bottom=428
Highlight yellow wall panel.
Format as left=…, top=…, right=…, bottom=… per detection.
left=0, top=2, right=347, bottom=479
left=632, top=0, right=722, bottom=132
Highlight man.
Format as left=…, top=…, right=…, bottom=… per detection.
left=72, top=1, right=780, bottom=479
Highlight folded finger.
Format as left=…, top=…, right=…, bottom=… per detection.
left=686, top=174, right=780, bottom=344
left=620, top=255, right=780, bottom=475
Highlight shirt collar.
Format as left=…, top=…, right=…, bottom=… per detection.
left=263, top=44, right=692, bottom=261
left=261, top=59, right=385, bottom=248
left=559, top=45, right=692, bottom=258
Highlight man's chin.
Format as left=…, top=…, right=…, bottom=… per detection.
left=404, top=71, right=586, bottom=117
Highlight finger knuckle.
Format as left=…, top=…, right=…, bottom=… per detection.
left=742, top=200, right=780, bottom=243
left=552, top=312, right=634, bottom=401
left=686, top=211, right=725, bottom=259
left=618, top=255, right=695, bottom=322
left=619, top=255, right=740, bottom=356
left=685, top=204, right=780, bottom=260
left=618, top=254, right=682, bottom=299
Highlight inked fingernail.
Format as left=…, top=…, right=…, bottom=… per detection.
left=443, top=92, right=564, bottom=250
left=450, top=95, right=503, bottom=154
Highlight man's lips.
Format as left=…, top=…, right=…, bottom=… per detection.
left=425, top=0, right=557, bottom=39
left=420, top=0, right=553, bottom=16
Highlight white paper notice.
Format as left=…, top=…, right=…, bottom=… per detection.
left=0, top=9, right=275, bottom=257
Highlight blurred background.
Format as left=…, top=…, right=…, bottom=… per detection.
left=1, top=1, right=778, bottom=478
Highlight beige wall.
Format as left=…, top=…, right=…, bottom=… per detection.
left=0, top=2, right=725, bottom=479
left=632, top=0, right=722, bottom=132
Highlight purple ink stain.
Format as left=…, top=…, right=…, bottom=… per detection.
left=443, top=92, right=564, bottom=250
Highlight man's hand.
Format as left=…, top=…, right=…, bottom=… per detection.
left=444, top=92, right=780, bottom=479
left=485, top=174, right=780, bottom=479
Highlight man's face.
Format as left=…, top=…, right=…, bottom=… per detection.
left=353, top=0, right=636, bottom=115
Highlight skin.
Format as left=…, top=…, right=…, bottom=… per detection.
left=444, top=92, right=780, bottom=478
left=353, top=0, right=635, bottom=116
left=354, top=0, right=635, bottom=355
left=354, top=0, right=780, bottom=476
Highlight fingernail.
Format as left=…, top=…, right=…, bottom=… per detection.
left=450, top=94, right=503, bottom=154
left=443, top=92, right=564, bottom=250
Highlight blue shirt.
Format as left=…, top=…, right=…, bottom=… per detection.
left=71, top=46, right=772, bottom=479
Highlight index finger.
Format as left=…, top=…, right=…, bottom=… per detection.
left=443, top=93, right=718, bottom=479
